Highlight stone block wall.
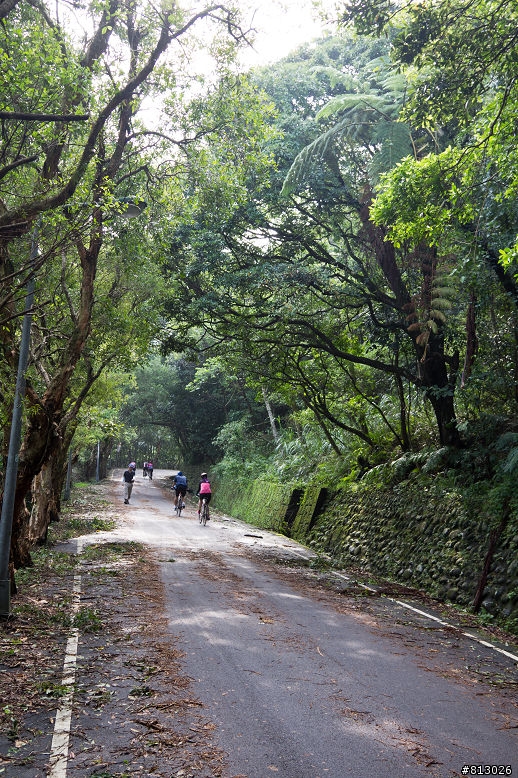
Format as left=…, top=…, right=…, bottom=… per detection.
left=215, top=474, right=518, bottom=631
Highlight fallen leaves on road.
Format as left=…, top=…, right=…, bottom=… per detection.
left=0, top=481, right=233, bottom=778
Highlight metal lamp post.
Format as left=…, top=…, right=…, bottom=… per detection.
left=0, top=223, right=40, bottom=617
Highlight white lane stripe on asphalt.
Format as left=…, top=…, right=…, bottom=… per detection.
left=331, top=570, right=518, bottom=664
left=48, top=540, right=83, bottom=777
left=48, top=628, right=80, bottom=777
left=285, top=551, right=518, bottom=663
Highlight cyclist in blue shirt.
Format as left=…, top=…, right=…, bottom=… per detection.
left=172, top=471, right=188, bottom=510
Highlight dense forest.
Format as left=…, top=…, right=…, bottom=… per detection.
left=1, top=0, right=517, bottom=612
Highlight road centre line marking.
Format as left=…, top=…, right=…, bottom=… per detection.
left=48, top=539, right=83, bottom=778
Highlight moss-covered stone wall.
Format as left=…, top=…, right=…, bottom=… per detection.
left=215, top=474, right=518, bottom=631
left=309, top=479, right=518, bottom=620
left=215, top=478, right=296, bottom=534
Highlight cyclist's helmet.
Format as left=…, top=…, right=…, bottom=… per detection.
left=201, top=472, right=207, bottom=478
left=177, top=471, right=183, bottom=476
left=129, top=462, right=136, bottom=469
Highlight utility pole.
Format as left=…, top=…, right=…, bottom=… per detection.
left=0, top=222, right=40, bottom=617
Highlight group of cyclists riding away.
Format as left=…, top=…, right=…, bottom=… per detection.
left=172, top=471, right=212, bottom=522
left=122, top=465, right=212, bottom=520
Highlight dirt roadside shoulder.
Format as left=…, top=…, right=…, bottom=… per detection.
left=0, top=480, right=232, bottom=778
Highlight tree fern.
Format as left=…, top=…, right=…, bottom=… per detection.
left=308, top=66, right=360, bottom=92
left=281, top=116, right=358, bottom=196
left=281, top=59, right=415, bottom=197
left=316, top=93, right=391, bottom=120
left=406, top=267, right=457, bottom=352
left=371, top=120, right=414, bottom=177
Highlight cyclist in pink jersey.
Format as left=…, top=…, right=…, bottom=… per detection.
left=196, top=473, right=212, bottom=520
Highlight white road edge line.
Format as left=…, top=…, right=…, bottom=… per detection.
left=331, top=570, right=518, bottom=664
left=285, top=549, right=518, bottom=664
left=48, top=539, right=83, bottom=778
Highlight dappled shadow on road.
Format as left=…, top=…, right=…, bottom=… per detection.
left=4, top=474, right=516, bottom=778
left=160, top=544, right=518, bottom=778
left=244, top=548, right=518, bottom=695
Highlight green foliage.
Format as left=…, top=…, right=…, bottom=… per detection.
left=119, top=354, right=268, bottom=466
left=372, top=148, right=472, bottom=246
left=2, top=0, right=518, bottom=567
left=2, top=705, right=19, bottom=741
left=499, top=243, right=518, bottom=274
left=72, top=607, right=103, bottom=632
left=15, top=549, right=77, bottom=586
left=213, top=438, right=518, bottom=632
left=127, top=23, right=518, bottom=489
left=213, top=419, right=271, bottom=479
left=38, top=681, right=73, bottom=699
left=0, top=0, right=264, bottom=566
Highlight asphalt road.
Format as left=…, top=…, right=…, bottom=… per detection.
left=105, top=469, right=518, bottom=778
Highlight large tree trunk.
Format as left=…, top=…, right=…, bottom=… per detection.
left=29, top=469, right=59, bottom=547
left=10, top=409, right=63, bottom=567
left=419, top=333, right=461, bottom=447
left=359, top=194, right=461, bottom=447
left=427, top=389, right=460, bottom=446
left=29, top=440, right=70, bottom=546
left=10, top=243, right=98, bottom=568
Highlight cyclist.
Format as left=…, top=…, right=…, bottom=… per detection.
left=196, top=472, right=212, bottom=520
left=172, top=471, right=188, bottom=510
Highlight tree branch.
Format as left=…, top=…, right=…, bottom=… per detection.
left=0, top=112, right=90, bottom=121
left=0, top=155, right=39, bottom=182
left=0, top=0, right=20, bottom=20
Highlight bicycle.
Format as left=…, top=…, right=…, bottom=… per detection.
left=200, top=497, right=209, bottom=525
left=174, top=488, right=186, bottom=517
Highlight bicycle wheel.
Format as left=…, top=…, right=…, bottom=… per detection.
left=177, top=499, right=182, bottom=517
left=201, top=499, right=208, bottom=525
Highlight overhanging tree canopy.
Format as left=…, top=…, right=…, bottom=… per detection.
left=0, top=0, right=256, bottom=569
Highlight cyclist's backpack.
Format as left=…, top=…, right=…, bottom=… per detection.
left=175, top=474, right=187, bottom=486
left=199, top=480, right=211, bottom=494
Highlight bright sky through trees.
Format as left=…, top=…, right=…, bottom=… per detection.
left=238, top=0, right=336, bottom=65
